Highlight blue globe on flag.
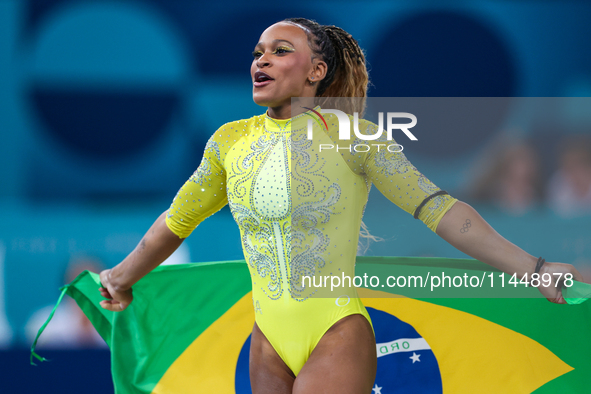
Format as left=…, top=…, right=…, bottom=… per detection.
left=234, top=307, right=442, bottom=393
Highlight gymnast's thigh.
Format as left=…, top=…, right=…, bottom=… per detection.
left=292, top=314, right=377, bottom=394
left=249, top=322, right=295, bottom=394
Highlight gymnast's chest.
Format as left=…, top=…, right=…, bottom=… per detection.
left=224, top=132, right=291, bottom=221
left=223, top=131, right=366, bottom=223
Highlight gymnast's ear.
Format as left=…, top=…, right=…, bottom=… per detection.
left=309, top=58, right=328, bottom=85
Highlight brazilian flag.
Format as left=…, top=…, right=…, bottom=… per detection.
left=31, top=257, right=591, bottom=393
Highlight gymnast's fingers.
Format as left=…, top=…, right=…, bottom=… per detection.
left=100, top=299, right=128, bottom=312
left=99, top=287, right=112, bottom=299
left=571, top=267, right=585, bottom=283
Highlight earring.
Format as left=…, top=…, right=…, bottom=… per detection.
left=309, top=77, right=315, bottom=85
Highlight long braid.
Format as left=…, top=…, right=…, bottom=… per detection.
left=321, top=26, right=368, bottom=98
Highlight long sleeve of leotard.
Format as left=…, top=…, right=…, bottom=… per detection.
left=165, top=130, right=229, bottom=239
left=360, top=122, right=458, bottom=233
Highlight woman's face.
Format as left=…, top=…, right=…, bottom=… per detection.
left=251, top=22, right=317, bottom=109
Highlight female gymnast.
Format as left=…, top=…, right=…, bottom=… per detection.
left=98, top=18, right=584, bottom=393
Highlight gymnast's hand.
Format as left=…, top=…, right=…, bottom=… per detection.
left=99, top=269, right=134, bottom=312
left=534, top=262, right=584, bottom=304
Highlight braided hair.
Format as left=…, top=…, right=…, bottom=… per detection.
left=282, top=18, right=369, bottom=115
left=282, top=18, right=380, bottom=252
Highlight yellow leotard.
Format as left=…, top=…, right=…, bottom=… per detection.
left=165, top=107, right=457, bottom=375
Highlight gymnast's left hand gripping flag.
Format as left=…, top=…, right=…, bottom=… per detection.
left=31, top=258, right=591, bottom=393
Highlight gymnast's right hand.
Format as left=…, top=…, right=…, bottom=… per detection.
left=99, top=268, right=133, bottom=312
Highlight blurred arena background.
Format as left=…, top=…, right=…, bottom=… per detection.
left=1, top=0, right=590, bottom=392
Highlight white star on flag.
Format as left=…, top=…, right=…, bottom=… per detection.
left=372, top=383, right=382, bottom=394
left=410, top=352, right=421, bottom=363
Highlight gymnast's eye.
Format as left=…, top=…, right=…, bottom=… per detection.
left=252, top=50, right=263, bottom=59
left=273, top=46, right=294, bottom=54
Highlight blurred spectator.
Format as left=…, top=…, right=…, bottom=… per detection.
left=468, top=137, right=544, bottom=216
left=25, top=255, right=107, bottom=349
left=546, top=136, right=591, bottom=218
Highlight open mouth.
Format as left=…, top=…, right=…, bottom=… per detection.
left=254, top=71, right=274, bottom=87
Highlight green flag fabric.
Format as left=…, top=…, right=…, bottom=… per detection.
left=32, top=257, right=591, bottom=393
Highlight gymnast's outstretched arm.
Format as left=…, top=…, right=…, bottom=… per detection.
left=435, top=200, right=584, bottom=304
left=99, top=128, right=229, bottom=312
left=359, top=122, right=584, bottom=304
left=99, top=211, right=184, bottom=312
